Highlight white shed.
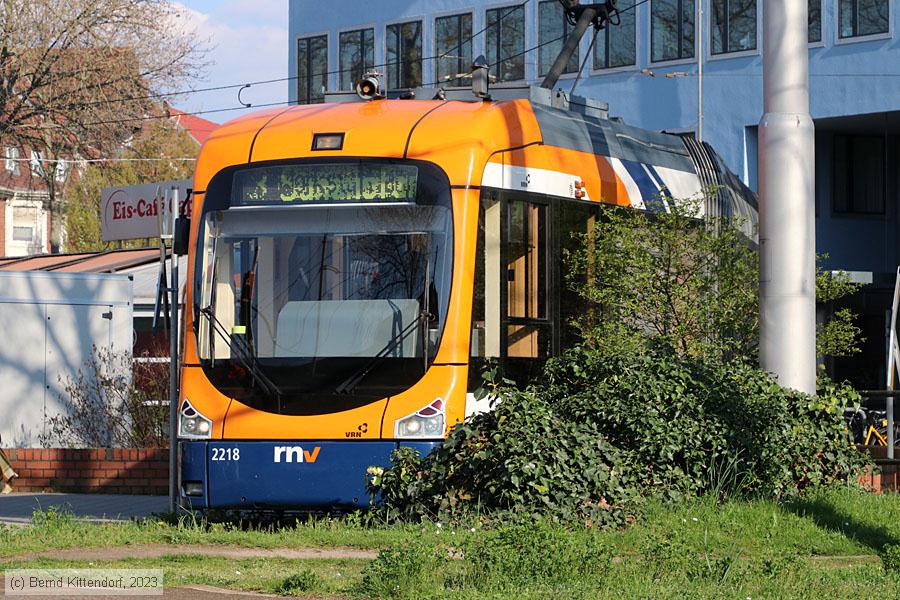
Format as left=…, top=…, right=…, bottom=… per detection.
left=0, top=271, right=133, bottom=447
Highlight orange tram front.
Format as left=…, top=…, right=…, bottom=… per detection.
left=176, top=87, right=756, bottom=509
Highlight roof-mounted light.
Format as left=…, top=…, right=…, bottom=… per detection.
left=312, top=133, right=345, bottom=151
left=356, top=71, right=384, bottom=101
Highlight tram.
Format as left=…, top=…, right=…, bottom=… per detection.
left=176, top=80, right=757, bottom=509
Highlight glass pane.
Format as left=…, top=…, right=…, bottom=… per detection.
left=297, top=39, right=309, bottom=102
left=200, top=205, right=452, bottom=361
left=401, top=22, right=422, bottom=88
left=850, top=137, right=885, bottom=213
left=539, top=1, right=578, bottom=77
left=507, top=324, right=551, bottom=358
left=711, top=0, right=726, bottom=54
left=808, top=0, right=822, bottom=42
left=472, top=194, right=501, bottom=359
left=838, top=0, right=854, bottom=37
left=386, top=25, right=400, bottom=89
left=487, top=6, right=525, bottom=82
left=507, top=202, right=526, bottom=318
left=608, top=6, right=636, bottom=67
left=728, top=0, right=756, bottom=52
left=858, top=0, right=889, bottom=36
left=339, top=29, right=374, bottom=91
left=506, top=202, right=547, bottom=321
left=310, top=36, right=327, bottom=103
left=833, top=135, right=850, bottom=212
left=682, top=0, right=695, bottom=58
left=435, top=14, right=473, bottom=86
left=652, top=0, right=679, bottom=61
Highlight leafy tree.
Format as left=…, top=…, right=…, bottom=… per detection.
left=1, top=0, right=205, bottom=250
left=565, top=193, right=861, bottom=364
left=64, top=118, right=199, bottom=252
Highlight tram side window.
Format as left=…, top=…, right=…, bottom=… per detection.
left=559, top=200, right=601, bottom=349
left=506, top=200, right=550, bottom=359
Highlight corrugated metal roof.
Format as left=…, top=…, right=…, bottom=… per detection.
left=0, top=248, right=161, bottom=273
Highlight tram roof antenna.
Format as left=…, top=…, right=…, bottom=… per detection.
left=540, top=0, right=620, bottom=91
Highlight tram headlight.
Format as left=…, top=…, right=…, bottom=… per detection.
left=178, top=398, right=213, bottom=440
left=395, top=398, right=446, bottom=439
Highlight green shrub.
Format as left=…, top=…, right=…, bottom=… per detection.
left=356, top=540, right=449, bottom=600
left=370, top=345, right=866, bottom=523
left=462, top=521, right=610, bottom=591
left=274, top=569, right=321, bottom=595
left=881, top=543, right=900, bottom=572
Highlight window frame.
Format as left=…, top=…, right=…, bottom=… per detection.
left=4, top=147, right=20, bottom=175
left=835, top=0, right=892, bottom=44
left=591, top=0, right=638, bottom=72
left=649, top=0, right=698, bottom=65
left=484, top=2, right=528, bottom=83
left=433, top=11, right=474, bottom=87
left=708, top=0, right=760, bottom=57
left=296, top=33, right=329, bottom=105
left=831, top=133, right=887, bottom=217
left=808, top=0, right=824, bottom=46
left=384, top=18, right=425, bottom=90
left=338, top=26, right=376, bottom=92
left=537, top=0, right=579, bottom=78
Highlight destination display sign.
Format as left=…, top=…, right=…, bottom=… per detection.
left=233, top=164, right=418, bottom=205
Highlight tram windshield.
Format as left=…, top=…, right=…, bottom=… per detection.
left=194, top=161, right=453, bottom=415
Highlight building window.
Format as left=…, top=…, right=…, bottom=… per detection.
left=4, top=147, right=19, bottom=175
left=538, top=1, right=578, bottom=77
left=833, top=135, right=885, bottom=215
left=711, top=0, right=757, bottom=54
left=809, top=0, right=822, bottom=42
left=839, top=0, right=889, bottom=39
left=339, top=28, right=374, bottom=91
left=54, top=160, right=69, bottom=183
left=12, top=226, right=33, bottom=242
left=594, top=4, right=636, bottom=69
left=486, top=5, right=526, bottom=82
left=651, top=0, right=695, bottom=62
left=435, top=13, right=473, bottom=86
left=297, top=35, right=328, bottom=104
left=386, top=21, right=423, bottom=89
left=29, top=150, right=44, bottom=176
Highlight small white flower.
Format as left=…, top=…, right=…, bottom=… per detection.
left=235, top=571, right=241, bottom=575
left=470, top=527, right=476, bottom=533
left=692, top=517, right=699, bottom=522
left=436, top=522, right=443, bottom=528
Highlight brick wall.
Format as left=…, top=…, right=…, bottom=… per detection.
left=859, top=460, right=900, bottom=493
left=0, top=197, right=6, bottom=253
left=3, top=449, right=169, bottom=495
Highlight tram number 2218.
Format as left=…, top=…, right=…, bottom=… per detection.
left=211, top=447, right=241, bottom=461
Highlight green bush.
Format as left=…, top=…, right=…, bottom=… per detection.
left=370, top=345, right=866, bottom=523
left=356, top=540, right=449, bottom=600
left=881, top=543, right=900, bottom=573
left=461, top=521, right=610, bottom=591
left=274, top=569, right=321, bottom=595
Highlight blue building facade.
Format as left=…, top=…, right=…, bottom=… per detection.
left=289, top=0, right=900, bottom=385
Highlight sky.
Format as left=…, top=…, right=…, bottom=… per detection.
left=173, top=1, right=288, bottom=123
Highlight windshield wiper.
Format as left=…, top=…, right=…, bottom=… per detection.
left=200, top=305, right=283, bottom=408
left=335, top=309, right=431, bottom=395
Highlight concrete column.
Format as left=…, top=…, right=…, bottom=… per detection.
left=758, top=0, right=817, bottom=394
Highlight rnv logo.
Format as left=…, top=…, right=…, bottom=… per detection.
left=273, top=446, right=321, bottom=463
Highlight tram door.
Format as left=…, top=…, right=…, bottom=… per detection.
left=470, top=191, right=555, bottom=388
left=505, top=199, right=550, bottom=359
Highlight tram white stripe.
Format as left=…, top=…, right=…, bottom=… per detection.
left=607, top=157, right=645, bottom=209
left=481, top=162, right=590, bottom=201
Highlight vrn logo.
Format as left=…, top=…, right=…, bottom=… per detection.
left=273, top=446, right=321, bottom=464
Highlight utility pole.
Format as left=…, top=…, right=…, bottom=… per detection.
left=758, top=0, right=816, bottom=394
left=697, top=0, right=703, bottom=142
